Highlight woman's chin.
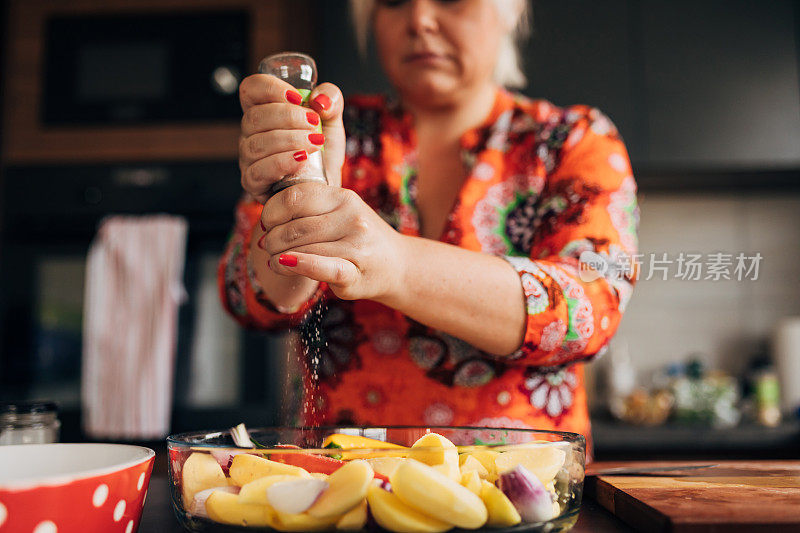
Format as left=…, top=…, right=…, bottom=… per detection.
left=396, top=73, right=463, bottom=108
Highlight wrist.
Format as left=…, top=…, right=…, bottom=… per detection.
left=375, top=232, right=412, bottom=309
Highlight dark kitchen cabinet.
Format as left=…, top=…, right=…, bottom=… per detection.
left=639, top=0, right=800, bottom=169
left=318, top=0, right=800, bottom=187
left=521, top=0, right=646, bottom=170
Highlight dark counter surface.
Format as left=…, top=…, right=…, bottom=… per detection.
left=141, top=476, right=633, bottom=532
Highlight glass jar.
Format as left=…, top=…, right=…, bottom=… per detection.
left=0, top=401, right=60, bottom=445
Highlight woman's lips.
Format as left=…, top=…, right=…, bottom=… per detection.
left=404, top=52, right=449, bottom=65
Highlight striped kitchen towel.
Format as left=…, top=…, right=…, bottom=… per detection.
left=82, top=215, right=188, bottom=440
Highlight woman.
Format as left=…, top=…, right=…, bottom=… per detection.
left=219, top=0, right=638, bottom=448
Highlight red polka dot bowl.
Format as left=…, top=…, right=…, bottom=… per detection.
left=0, top=443, right=154, bottom=533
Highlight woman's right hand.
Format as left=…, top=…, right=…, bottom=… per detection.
left=238, top=74, right=345, bottom=204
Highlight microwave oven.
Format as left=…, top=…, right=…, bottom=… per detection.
left=2, top=0, right=313, bottom=164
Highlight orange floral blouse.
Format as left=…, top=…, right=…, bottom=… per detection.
left=218, top=88, right=638, bottom=450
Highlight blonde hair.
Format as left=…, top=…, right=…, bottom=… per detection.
left=348, top=0, right=531, bottom=89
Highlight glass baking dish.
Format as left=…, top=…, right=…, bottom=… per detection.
left=167, top=426, right=585, bottom=532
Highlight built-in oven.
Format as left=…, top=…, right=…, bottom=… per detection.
left=2, top=0, right=312, bottom=164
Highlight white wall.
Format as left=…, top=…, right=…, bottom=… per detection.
left=611, top=191, right=800, bottom=380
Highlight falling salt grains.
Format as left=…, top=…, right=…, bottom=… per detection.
left=297, top=302, right=327, bottom=420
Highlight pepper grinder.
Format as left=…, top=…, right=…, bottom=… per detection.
left=259, top=52, right=327, bottom=197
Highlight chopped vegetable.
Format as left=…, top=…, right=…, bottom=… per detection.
left=307, top=460, right=374, bottom=518
left=390, top=459, right=487, bottom=529
left=181, top=452, right=228, bottom=507
left=498, top=464, right=558, bottom=523
left=322, top=433, right=407, bottom=459
left=188, top=486, right=240, bottom=518
left=270, top=451, right=346, bottom=475
left=266, top=477, right=328, bottom=514
left=231, top=423, right=255, bottom=449
left=205, top=491, right=276, bottom=527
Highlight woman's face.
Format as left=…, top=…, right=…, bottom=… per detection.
left=373, top=0, right=506, bottom=107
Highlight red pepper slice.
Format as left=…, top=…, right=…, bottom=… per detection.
left=270, top=446, right=390, bottom=482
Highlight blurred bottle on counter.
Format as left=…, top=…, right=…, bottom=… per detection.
left=742, top=348, right=782, bottom=427
left=0, top=401, right=60, bottom=445
left=671, top=354, right=740, bottom=428
left=774, top=316, right=800, bottom=419
left=754, top=369, right=782, bottom=427
left=602, top=337, right=636, bottom=419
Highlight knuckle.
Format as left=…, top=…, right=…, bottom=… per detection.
left=283, top=221, right=306, bottom=243
left=273, top=154, right=295, bottom=177
left=339, top=187, right=358, bottom=205
left=263, top=235, right=279, bottom=256
left=247, top=135, right=264, bottom=157
left=241, top=165, right=259, bottom=191
left=244, top=107, right=259, bottom=133
left=238, top=76, right=259, bottom=105
left=352, top=214, right=370, bottom=234
left=283, top=185, right=302, bottom=211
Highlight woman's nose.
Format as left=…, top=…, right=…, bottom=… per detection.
left=406, top=0, right=440, bottom=35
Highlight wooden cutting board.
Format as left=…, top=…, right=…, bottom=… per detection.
left=584, top=460, right=800, bottom=532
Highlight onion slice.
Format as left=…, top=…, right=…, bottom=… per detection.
left=231, top=423, right=255, bottom=448
left=210, top=448, right=250, bottom=473
left=498, top=464, right=557, bottom=523
left=189, top=486, right=240, bottom=518
left=266, top=477, right=329, bottom=514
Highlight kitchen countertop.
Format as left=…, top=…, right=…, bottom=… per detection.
left=140, top=476, right=633, bottom=532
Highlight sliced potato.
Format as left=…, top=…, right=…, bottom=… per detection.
left=460, top=470, right=482, bottom=495
left=364, top=456, right=406, bottom=478
left=335, top=499, right=368, bottom=531
left=460, top=455, right=489, bottom=478
left=409, top=433, right=456, bottom=466
left=206, top=490, right=276, bottom=528
left=367, top=484, right=453, bottom=533
left=463, top=450, right=499, bottom=482
left=229, top=454, right=309, bottom=486
left=308, top=460, right=374, bottom=518
left=390, top=459, right=487, bottom=529
left=238, top=475, right=299, bottom=505
left=480, top=480, right=521, bottom=527
left=410, top=433, right=460, bottom=482
left=273, top=510, right=340, bottom=532
left=494, top=446, right=566, bottom=485
left=181, top=452, right=227, bottom=507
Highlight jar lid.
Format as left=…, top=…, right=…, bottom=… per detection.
left=0, top=401, right=58, bottom=415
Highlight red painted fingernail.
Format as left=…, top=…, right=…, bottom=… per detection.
left=257, top=234, right=267, bottom=250
left=306, top=111, right=320, bottom=126
left=312, top=94, right=331, bottom=111
left=285, top=90, right=302, bottom=105
left=259, top=219, right=266, bottom=232
left=293, top=150, right=308, bottom=162
left=308, top=133, right=325, bottom=145
left=279, top=254, right=298, bottom=267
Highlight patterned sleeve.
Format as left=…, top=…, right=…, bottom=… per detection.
left=216, top=197, right=327, bottom=330
left=504, top=106, right=639, bottom=367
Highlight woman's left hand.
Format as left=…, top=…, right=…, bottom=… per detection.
left=257, top=181, right=406, bottom=301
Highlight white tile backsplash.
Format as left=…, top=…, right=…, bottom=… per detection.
left=612, top=190, right=800, bottom=379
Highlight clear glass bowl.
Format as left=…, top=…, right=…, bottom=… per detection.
left=167, top=426, right=585, bottom=532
